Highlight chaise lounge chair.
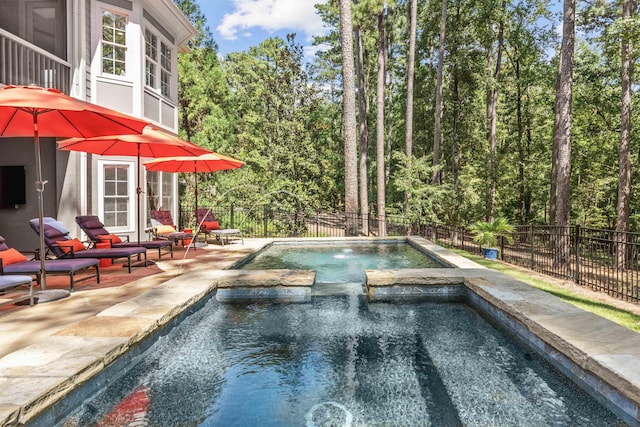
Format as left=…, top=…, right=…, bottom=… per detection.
left=29, top=217, right=147, bottom=273
left=0, top=235, right=99, bottom=292
left=196, top=208, right=243, bottom=247
left=75, top=215, right=173, bottom=259
left=149, top=210, right=193, bottom=246
left=0, top=275, right=34, bottom=306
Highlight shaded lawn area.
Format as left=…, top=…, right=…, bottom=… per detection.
left=451, top=249, right=640, bottom=334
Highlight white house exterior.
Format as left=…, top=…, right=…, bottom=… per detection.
left=0, top=0, right=195, bottom=251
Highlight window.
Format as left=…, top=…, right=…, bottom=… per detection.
left=144, top=29, right=173, bottom=98
left=160, top=42, right=172, bottom=97
left=102, top=11, right=126, bottom=76
left=145, top=29, right=157, bottom=88
left=146, top=171, right=174, bottom=223
left=103, top=164, right=130, bottom=228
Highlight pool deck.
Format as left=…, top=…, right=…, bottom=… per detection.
left=0, top=236, right=638, bottom=425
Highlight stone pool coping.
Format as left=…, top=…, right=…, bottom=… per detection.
left=0, top=236, right=638, bottom=425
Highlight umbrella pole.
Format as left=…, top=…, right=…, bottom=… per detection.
left=194, top=166, right=198, bottom=225
left=137, top=144, right=141, bottom=246
left=33, top=112, right=47, bottom=291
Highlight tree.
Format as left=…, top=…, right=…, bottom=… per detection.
left=405, top=0, right=418, bottom=204
left=432, top=0, right=447, bottom=185
left=615, top=0, right=636, bottom=268
left=485, top=1, right=505, bottom=220
left=355, top=19, right=370, bottom=235
left=552, top=0, right=576, bottom=265
left=339, top=0, right=360, bottom=235
left=376, top=8, right=388, bottom=236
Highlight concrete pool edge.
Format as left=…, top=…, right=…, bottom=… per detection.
left=367, top=268, right=640, bottom=425
left=0, top=237, right=638, bottom=425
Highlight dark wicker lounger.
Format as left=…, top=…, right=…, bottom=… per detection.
left=0, top=235, right=99, bottom=292
left=75, top=215, right=173, bottom=259
left=0, top=275, right=35, bottom=306
left=29, top=218, right=147, bottom=273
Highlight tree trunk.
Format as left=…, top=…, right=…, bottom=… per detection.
left=433, top=0, right=447, bottom=185
left=376, top=12, right=387, bottom=237
left=615, top=0, right=634, bottom=268
left=339, top=0, right=359, bottom=235
left=451, top=5, right=461, bottom=190
left=486, top=15, right=504, bottom=221
left=405, top=0, right=417, bottom=208
left=553, top=0, right=576, bottom=266
left=356, top=27, right=369, bottom=236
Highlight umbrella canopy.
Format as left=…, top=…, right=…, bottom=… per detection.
left=144, top=152, right=245, bottom=228
left=0, top=85, right=149, bottom=137
left=58, top=127, right=211, bottom=246
left=144, top=152, right=245, bottom=173
left=0, top=85, right=150, bottom=292
left=56, top=126, right=209, bottom=157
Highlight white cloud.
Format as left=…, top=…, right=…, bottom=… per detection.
left=216, top=0, right=328, bottom=41
left=303, top=42, right=330, bottom=59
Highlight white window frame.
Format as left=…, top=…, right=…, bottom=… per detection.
left=100, top=9, right=128, bottom=77
left=160, top=41, right=172, bottom=98
left=146, top=170, right=175, bottom=215
left=144, top=28, right=157, bottom=88
left=98, top=159, right=136, bottom=232
left=143, top=26, right=174, bottom=99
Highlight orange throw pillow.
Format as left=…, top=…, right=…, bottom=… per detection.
left=0, top=248, right=28, bottom=265
left=202, top=221, right=220, bottom=231
left=97, top=234, right=122, bottom=244
left=56, top=238, right=86, bottom=254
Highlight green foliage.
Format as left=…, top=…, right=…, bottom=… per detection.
left=173, top=0, right=639, bottom=233
left=470, top=217, right=515, bottom=247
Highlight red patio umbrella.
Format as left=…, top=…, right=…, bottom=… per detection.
left=57, top=127, right=211, bottom=246
left=144, top=152, right=245, bottom=225
left=0, top=85, right=149, bottom=292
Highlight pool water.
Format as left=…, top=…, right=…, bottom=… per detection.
left=236, top=242, right=444, bottom=286
left=67, top=296, right=623, bottom=426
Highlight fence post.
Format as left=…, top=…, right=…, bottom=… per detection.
left=263, top=204, right=269, bottom=237
left=500, top=235, right=505, bottom=261
left=530, top=224, right=535, bottom=269
left=574, top=224, right=581, bottom=284
left=230, top=204, right=235, bottom=228
left=315, top=210, right=319, bottom=237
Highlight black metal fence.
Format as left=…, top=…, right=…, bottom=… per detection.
left=179, top=204, right=418, bottom=239
left=179, top=204, right=640, bottom=303
left=422, top=224, right=640, bottom=303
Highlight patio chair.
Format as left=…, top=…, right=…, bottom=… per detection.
left=29, top=217, right=147, bottom=273
left=0, top=235, right=99, bottom=292
left=196, top=208, right=243, bottom=247
left=149, top=210, right=193, bottom=246
left=75, top=215, right=173, bottom=259
left=0, top=275, right=34, bottom=306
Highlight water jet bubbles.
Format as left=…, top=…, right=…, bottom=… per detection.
left=305, top=401, right=353, bottom=427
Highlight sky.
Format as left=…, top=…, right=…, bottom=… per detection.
left=200, top=0, right=330, bottom=59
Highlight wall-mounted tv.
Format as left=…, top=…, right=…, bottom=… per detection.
left=0, top=166, right=26, bottom=207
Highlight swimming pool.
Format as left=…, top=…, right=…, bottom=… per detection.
left=236, top=241, right=445, bottom=288
left=65, top=295, right=622, bottom=425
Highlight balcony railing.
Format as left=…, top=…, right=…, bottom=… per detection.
left=0, top=28, right=70, bottom=94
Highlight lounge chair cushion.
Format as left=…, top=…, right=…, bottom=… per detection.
left=155, top=225, right=177, bottom=234
left=202, top=221, right=220, bottom=231
left=56, top=238, right=86, bottom=253
left=0, top=248, right=28, bottom=266
left=97, top=234, right=122, bottom=244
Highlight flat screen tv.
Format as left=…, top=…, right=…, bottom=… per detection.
left=0, top=166, right=26, bottom=207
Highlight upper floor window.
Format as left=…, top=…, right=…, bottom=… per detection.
left=145, top=29, right=158, bottom=88
left=144, top=29, right=173, bottom=98
left=102, top=11, right=127, bottom=76
left=160, top=42, right=172, bottom=97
